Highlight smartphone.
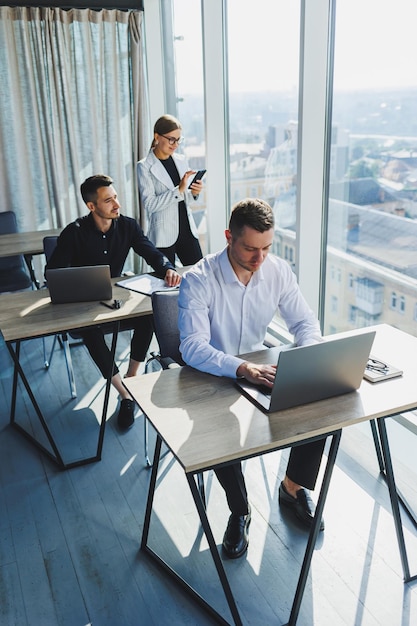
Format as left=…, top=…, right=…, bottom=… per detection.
left=188, top=169, right=206, bottom=188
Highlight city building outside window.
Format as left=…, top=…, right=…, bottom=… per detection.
left=323, top=0, right=417, bottom=338
left=170, top=0, right=207, bottom=254
left=227, top=0, right=300, bottom=259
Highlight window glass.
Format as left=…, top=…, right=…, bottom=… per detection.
left=171, top=0, right=207, bottom=254
left=227, top=0, right=300, bottom=261
left=324, top=0, right=417, bottom=336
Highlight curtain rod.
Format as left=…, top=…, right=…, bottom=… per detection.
left=2, top=1, right=144, bottom=9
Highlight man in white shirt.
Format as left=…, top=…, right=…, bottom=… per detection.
left=178, top=197, right=326, bottom=559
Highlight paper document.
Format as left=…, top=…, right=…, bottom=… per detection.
left=116, top=274, right=179, bottom=296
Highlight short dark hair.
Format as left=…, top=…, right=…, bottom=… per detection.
left=80, top=174, right=113, bottom=204
left=229, top=198, right=274, bottom=237
left=151, top=114, right=182, bottom=149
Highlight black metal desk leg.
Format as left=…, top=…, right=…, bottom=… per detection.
left=376, top=418, right=415, bottom=582
left=372, top=417, right=417, bottom=531
left=96, top=322, right=119, bottom=462
left=370, top=418, right=385, bottom=472
left=287, top=430, right=342, bottom=626
left=6, top=322, right=119, bottom=470
left=141, top=437, right=236, bottom=625
left=7, top=340, right=65, bottom=466
left=187, top=473, right=242, bottom=626
left=141, top=435, right=162, bottom=549
left=24, top=253, right=41, bottom=289
left=197, top=472, right=206, bottom=507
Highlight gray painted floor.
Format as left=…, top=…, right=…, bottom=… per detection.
left=1, top=333, right=417, bottom=625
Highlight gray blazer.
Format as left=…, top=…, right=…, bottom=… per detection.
left=137, top=150, right=199, bottom=248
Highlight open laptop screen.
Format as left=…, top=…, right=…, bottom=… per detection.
left=236, top=331, right=376, bottom=413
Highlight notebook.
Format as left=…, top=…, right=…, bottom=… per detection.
left=116, top=273, right=178, bottom=296
left=363, top=355, right=403, bottom=383
left=46, top=265, right=112, bottom=304
left=235, top=330, right=376, bottom=413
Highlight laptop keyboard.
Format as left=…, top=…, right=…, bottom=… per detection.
left=258, top=384, right=272, bottom=396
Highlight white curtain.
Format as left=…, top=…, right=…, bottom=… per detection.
left=0, top=7, right=146, bottom=232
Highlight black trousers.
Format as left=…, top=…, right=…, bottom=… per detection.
left=215, top=437, right=327, bottom=515
left=76, top=314, right=154, bottom=379
left=159, top=203, right=203, bottom=266
left=159, top=236, right=202, bottom=267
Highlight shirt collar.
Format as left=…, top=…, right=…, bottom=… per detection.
left=219, top=246, right=266, bottom=286
left=85, top=212, right=118, bottom=233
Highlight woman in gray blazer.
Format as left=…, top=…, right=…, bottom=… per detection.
left=137, top=114, right=204, bottom=266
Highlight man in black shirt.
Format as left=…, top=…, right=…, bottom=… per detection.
left=47, top=174, right=181, bottom=430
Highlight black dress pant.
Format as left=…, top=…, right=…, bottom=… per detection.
left=158, top=203, right=203, bottom=266
left=76, top=314, right=154, bottom=379
left=159, top=236, right=202, bottom=267
left=215, top=437, right=327, bottom=515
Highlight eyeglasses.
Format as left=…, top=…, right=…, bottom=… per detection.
left=366, top=357, right=388, bottom=373
left=160, top=134, right=184, bottom=146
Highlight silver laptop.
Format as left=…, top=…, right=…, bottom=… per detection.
left=46, top=265, right=112, bottom=304
left=235, top=331, right=376, bottom=413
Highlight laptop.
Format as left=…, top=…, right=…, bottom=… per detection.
left=45, top=265, right=112, bottom=304
left=235, top=330, right=376, bottom=413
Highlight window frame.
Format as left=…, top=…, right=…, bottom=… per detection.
left=145, top=0, right=335, bottom=329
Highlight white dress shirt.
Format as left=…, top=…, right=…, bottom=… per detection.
left=178, top=247, right=322, bottom=378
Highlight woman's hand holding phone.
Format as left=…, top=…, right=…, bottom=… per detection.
left=179, top=169, right=206, bottom=195
left=188, top=169, right=206, bottom=188
left=188, top=169, right=206, bottom=197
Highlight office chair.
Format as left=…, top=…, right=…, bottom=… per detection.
left=42, top=236, right=77, bottom=398
left=144, top=290, right=184, bottom=466
left=0, top=211, right=33, bottom=294
left=144, top=290, right=205, bottom=504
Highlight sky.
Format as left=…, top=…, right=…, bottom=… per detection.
left=172, top=0, right=417, bottom=95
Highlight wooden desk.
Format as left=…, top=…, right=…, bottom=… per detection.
left=0, top=227, right=62, bottom=287
left=0, top=228, right=62, bottom=259
left=0, top=279, right=154, bottom=469
left=0, top=279, right=154, bottom=343
left=124, top=324, right=417, bottom=625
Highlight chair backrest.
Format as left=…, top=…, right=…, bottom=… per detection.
left=0, top=210, right=19, bottom=236
left=43, top=235, right=58, bottom=263
left=42, top=235, right=83, bottom=341
left=0, top=211, right=32, bottom=293
left=151, top=290, right=184, bottom=365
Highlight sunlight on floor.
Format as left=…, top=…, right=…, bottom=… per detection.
left=73, top=345, right=131, bottom=421
left=120, top=454, right=137, bottom=475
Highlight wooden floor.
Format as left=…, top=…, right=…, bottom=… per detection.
left=1, top=332, right=417, bottom=626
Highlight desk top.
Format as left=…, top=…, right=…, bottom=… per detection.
left=0, top=279, right=153, bottom=342
left=124, top=324, right=417, bottom=474
left=0, top=228, right=62, bottom=258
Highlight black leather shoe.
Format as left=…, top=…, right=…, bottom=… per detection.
left=117, top=399, right=135, bottom=430
left=279, top=482, right=325, bottom=531
left=222, top=505, right=251, bottom=559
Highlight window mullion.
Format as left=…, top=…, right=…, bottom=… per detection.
left=296, top=0, right=333, bottom=321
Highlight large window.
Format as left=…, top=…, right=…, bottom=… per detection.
left=156, top=0, right=417, bottom=339
left=170, top=0, right=207, bottom=253
left=324, top=0, right=417, bottom=337
left=226, top=0, right=300, bottom=261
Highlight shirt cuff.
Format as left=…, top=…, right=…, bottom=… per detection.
left=222, top=355, right=245, bottom=379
